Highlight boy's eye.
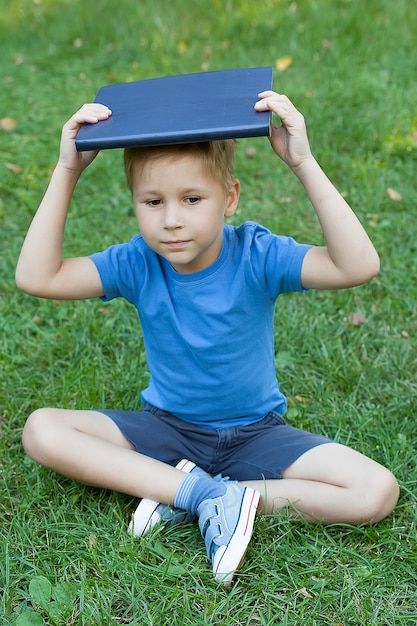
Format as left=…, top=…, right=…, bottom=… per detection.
left=146, top=199, right=162, bottom=207
left=185, top=196, right=200, bottom=204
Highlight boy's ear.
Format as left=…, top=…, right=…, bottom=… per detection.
left=224, top=179, right=240, bottom=218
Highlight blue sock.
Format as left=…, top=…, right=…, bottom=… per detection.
left=174, top=473, right=227, bottom=515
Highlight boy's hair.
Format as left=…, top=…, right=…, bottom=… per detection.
left=124, top=140, right=237, bottom=195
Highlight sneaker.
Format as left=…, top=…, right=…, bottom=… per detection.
left=197, top=483, right=260, bottom=585
left=128, top=459, right=205, bottom=537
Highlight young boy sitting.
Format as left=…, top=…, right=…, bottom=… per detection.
left=15, top=91, right=399, bottom=585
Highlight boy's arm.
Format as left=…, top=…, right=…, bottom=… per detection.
left=16, top=104, right=112, bottom=299
left=255, top=92, right=380, bottom=290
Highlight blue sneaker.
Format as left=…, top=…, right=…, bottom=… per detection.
left=128, top=459, right=206, bottom=537
left=197, top=483, right=260, bottom=585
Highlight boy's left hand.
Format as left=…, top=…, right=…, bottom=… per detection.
left=255, top=91, right=312, bottom=169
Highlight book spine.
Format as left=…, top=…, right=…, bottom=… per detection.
left=75, top=122, right=270, bottom=152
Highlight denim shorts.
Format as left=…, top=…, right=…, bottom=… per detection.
left=100, top=404, right=333, bottom=480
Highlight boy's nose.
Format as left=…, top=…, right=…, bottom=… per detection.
left=163, top=203, right=184, bottom=229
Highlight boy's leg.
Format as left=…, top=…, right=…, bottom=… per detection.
left=22, top=407, right=188, bottom=502
left=23, top=407, right=259, bottom=584
left=242, top=442, right=399, bottom=524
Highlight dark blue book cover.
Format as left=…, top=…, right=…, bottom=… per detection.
left=75, top=67, right=272, bottom=151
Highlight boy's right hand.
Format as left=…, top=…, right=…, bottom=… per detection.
left=58, top=103, right=112, bottom=173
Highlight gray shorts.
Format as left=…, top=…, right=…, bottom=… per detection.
left=100, top=404, right=333, bottom=480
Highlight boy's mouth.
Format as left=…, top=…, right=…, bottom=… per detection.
left=164, top=240, right=191, bottom=249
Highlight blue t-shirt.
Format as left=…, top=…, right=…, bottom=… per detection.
left=90, top=222, right=311, bottom=429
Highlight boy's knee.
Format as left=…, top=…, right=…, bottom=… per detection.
left=22, top=408, right=56, bottom=461
left=363, top=468, right=399, bottom=523
left=380, top=469, right=400, bottom=516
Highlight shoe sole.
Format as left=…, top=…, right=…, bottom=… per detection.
left=213, top=487, right=260, bottom=585
left=128, top=459, right=196, bottom=536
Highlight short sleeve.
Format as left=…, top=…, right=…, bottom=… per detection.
left=89, top=237, right=146, bottom=304
left=248, top=223, right=312, bottom=299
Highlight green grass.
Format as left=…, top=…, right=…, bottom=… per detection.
left=1, top=0, right=417, bottom=623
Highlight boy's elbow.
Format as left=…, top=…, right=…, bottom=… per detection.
left=354, top=249, right=380, bottom=286
left=364, top=249, right=380, bottom=281
left=15, top=266, right=43, bottom=297
left=15, top=274, right=33, bottom=296
left=15, top=267, right=28, bottom=293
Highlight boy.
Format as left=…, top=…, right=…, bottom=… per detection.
left=16, top=91, right=399, bottom=585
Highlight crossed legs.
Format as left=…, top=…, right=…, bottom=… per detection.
left=22, top=407, right=399, bottom=525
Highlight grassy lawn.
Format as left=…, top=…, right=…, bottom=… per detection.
left=1, top=0, right=417, bottom=624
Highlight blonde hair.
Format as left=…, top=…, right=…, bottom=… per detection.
left=124, top=140, right=237, bottom=195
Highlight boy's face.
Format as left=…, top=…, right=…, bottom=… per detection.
left=132, top=153, right=240, bottom=274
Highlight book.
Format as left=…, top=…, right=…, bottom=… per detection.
left=75, top=67, right=272, bottom=151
